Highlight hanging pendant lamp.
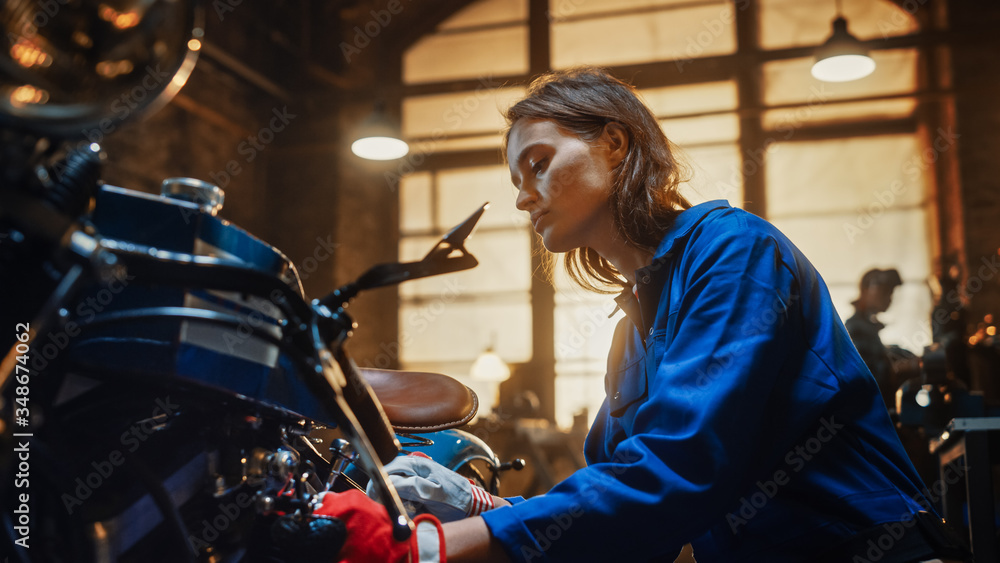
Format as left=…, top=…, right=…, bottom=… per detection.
left=351, top=100, right=409, bottom=160
left=811, top=1, right=876, bottom=83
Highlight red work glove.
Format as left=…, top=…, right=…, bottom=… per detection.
left=312, top=489, right=446, bottom=563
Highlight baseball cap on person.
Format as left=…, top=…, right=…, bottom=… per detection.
left=859, top=268, right=902, bottom=290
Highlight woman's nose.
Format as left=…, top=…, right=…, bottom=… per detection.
left=515, top=185, right=536, bottom=211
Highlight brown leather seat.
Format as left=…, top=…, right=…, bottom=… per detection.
left=359, top=368, right=479, bottom=433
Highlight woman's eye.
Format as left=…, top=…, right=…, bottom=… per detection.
left=532, top=159, right=547, bottom=175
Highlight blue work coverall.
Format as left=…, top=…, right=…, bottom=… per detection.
left=481, top=201, right=939, bottom=562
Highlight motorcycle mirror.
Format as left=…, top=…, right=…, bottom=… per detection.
left=320, top=202, right=488, bottom=307
left=422, top=201, right=488, bottom=261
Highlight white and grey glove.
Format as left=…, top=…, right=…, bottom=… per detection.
left=367, top=454, right=496, bottom=523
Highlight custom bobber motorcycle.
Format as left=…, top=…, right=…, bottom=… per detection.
left=0, top=2, right=516, bottom=560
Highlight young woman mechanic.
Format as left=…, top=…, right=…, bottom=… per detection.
left=315, top=67, right=964, bottom=562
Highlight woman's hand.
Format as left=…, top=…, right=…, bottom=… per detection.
left=312, top=489, right=445, bottom=562
left=368, top=454, right=510, bottom=522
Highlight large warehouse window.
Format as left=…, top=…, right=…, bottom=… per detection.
left=398, top=0, right=932, bottom=429
left=397, top=0, right=532, bottom=409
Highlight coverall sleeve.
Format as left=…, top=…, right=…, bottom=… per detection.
left=480, top=217, right=808, bottom=562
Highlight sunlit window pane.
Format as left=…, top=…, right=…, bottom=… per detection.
left=641, top=81, right=739, bottom=117
left=405, top=26, right=529, bottom=84
left=438, top=0, right=527, bottom=30
left=411, top=134, right=505, bottom=153
left=660, top=113, right=740, bottom=146
left=773, top=209, right=932, bottom=287
left=437, top=165, right=519, bottom=230
left=552, top=254, right=623, bottom=428
left=758, top=0, right=919, bottom=50
left=762, top=98, right=918, bottom=131
left=400, top=229, right=532, bottom=297
left=767, top=135, right=927, bottom=218
left=552, top=2, right=736, bottom=69
left=680, top=143, right=743, bottom=207
left=403, top=87, right=527, bottom=139
left=400, top=172, right=433, bottom=233
left=554, top=295, right=620, bottom=364
left=555, top=372, right=609, bottom=430
left=640, top=81, right=743, bottom=208
left=400, top=299, right=532, bottom=364
left=404, top=0, right=529, bottom=85
left=550, top=0, right=723, bottom=19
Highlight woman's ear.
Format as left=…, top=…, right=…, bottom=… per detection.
left=603, top=122, right=629, bottom=167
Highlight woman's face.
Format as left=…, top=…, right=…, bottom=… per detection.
left=507, top=118, right=622, bottom=253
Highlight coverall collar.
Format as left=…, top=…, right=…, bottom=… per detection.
left=613, top=199, right=733, bottom=337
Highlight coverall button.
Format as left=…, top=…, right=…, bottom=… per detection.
left=613, top=391, right=621, bottom=400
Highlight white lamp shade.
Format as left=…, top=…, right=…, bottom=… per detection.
left=351, top=136, right=409, bottom=160
left=470, top=350, right=511, bottom=382
left=811, top=54, right=876, bottom=82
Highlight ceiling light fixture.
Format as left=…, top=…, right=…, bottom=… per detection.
left=351, top=100, right=409, bottom=161
left=811, top=0, right=876, bottom=83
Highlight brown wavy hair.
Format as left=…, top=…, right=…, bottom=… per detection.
left=503, top=67, right=691, bottom=293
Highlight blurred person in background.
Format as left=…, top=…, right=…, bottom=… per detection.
left=846, top=268, right=904, bottom=412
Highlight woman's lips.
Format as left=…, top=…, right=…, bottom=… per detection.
left=530, top=210, right=548, bottom=230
